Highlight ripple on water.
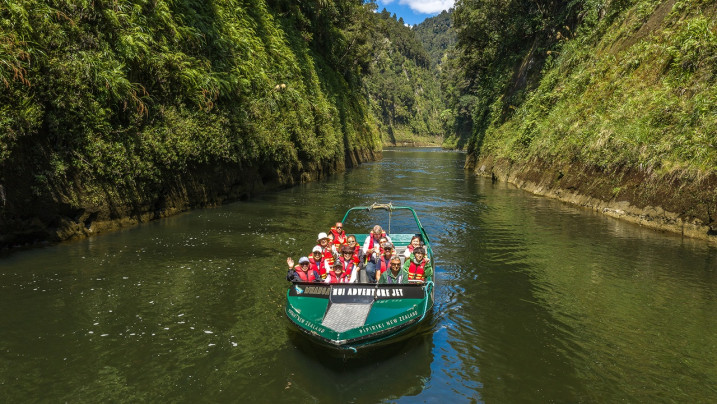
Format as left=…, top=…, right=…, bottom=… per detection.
left=2, top=149, right=717, bottom=403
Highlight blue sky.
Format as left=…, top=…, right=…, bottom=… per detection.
left=374, top=0, right=455, bottom=26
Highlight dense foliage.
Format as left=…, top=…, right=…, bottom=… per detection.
left=0, top=0, right=379, bottom=217
left=448, top=0, right=717, bottom=177
left=412, top=9, right=455, bottom=69
left=363, top=8, right=445, bottom=145
left=442, top=0, right=579, bottom=151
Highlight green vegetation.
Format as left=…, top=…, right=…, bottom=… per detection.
left=0, top=0, right=380, bottom=236
left=413, top=10, right=460, bottom=148
left=412, top=10, right=455, bottom=69
left=14, top=0, right=714, bottom=241
left=448, top=0, right=717, bottom=179
left=363, top=9, right=445, bottom=146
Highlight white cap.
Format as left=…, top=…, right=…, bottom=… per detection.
left=312, top=246, right=322, bottom=253
left=317, top=232, right=329, bottom=240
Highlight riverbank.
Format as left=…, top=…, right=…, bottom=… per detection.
left=383, top=142, right=443, bottom=147
left=471, top=155, right=717, bottom=243
left=0, top=148, right=380, bottom=250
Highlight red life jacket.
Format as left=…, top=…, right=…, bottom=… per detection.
left=309, top=257, right=326, bottom=278
left=367, top=232, right=387, bottom=251
left=295, top=267, right=318, bottom=282
left=330, top=228, right=347, bottom=247
left=327, top=270, right=349, bottom=283
left=378, top=255, right=393, bottom=275
left=339, top=255, right=355, bottom=275
left=316, top=244, right=335, bottom=266
left=407, top=259, right=427, bottom=281
left=352, top=245, right=363, bottom=263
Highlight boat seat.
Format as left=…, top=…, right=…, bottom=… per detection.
left=394, top=245, right=407, bottom=257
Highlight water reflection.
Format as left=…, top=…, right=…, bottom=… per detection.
left=1, top=148, right=716, bottom=402
left=282, top=330, right=434, bottom=402
left=452, top=175, right=717, bottom=402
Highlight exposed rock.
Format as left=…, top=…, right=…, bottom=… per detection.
left=472, top=156, right=717, bottom=243
left=0, top=149, right=381, bottom=250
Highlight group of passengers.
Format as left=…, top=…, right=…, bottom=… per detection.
left=286, top=223, right=433, bottom=284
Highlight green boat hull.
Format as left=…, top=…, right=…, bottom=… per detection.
left=285, top=204, right=435, bottom=352
left=285, top=281, right=434, bottom=352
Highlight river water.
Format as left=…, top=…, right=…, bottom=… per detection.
left=1, top=148, right=716, bottom=402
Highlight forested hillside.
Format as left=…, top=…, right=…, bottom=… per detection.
left=413, top=10, right=455, bottom=69
left=363, top=9, right=445, bottom=146
left=0, top=0, right=381, bottom=245
left=448, top=0, right=717, bottom=240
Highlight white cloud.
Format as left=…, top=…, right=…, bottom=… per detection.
left=400, top=0, right=454, bottom=14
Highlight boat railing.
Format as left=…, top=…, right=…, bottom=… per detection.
left=340, top=203, right=429, bottom=245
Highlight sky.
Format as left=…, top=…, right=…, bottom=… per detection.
left=374, top=0, right=455, bottom=26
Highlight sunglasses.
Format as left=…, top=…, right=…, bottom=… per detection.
left=300, top=263, right=309, bottom=266
left=336, top=227, right=342, bottom=230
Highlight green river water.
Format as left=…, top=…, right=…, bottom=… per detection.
left=1, top=148, right=716, bottom=402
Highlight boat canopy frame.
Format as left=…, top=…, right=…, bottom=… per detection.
left=340, top=202, right=431, bottom=247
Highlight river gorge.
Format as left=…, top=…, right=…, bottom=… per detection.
left=1, top=148, right=715, bottom=402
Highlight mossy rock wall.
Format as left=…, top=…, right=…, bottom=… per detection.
left=0, top=1, right=382, bottom=248
left=474, top=156, right=717, bottom=242
left=456, top=0, right=716, bottom=241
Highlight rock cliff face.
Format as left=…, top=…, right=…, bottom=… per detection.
left=472, top=156, right=717, bottom=242
left=0, top=149, right=381, bottom=249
